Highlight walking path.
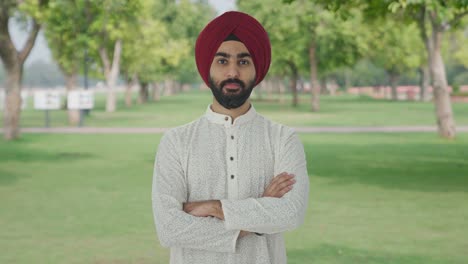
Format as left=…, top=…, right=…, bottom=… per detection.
left=7, top=126, right=468, bottom=134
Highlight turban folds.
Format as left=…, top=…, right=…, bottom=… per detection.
left=195, top=11, right=271, bottom=87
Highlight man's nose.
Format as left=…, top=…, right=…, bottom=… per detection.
left=226, top=64, right=240, bottom=79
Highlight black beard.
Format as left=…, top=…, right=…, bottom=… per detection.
left=208, top=77, right=255, bottom=109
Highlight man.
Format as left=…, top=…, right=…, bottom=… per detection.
left=152, top=11, right=309, bottom=264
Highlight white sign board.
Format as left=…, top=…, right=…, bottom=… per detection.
left=0, top=90, right=28, bottom=110
left=68, top=90, right=94, bottom=110
left=34, top=90, right=61, bottom=110
left=21, top=91, right=28, bottom=109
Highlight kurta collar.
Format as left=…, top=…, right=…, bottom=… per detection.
left=205, top=104, right=257, bottom=126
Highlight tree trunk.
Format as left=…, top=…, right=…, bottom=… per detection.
left=320, top=78, right=327, bottom=95
left=124, top=77, right=133, bottom=108
left=288, top=62, right=298, bottom=107
left=125, top=73, right=138, bottom=107
left=329, top=78, right=338, bottom=96
left=279, top=78, right=286, bottom=104
left=3, top=65, right=22, bottom=139
left=138, top=82, right=149, bottom=104
left=344, top=68, right=351, bottom=91
left=152, top=82, right=160, bottom=102
left=418, top=8, right=455, bottom=138
left=164, top=79, right=173, bottom=96
left=266, top=78, right=273, bottom=101
left=430, top=28, right=456, bottom=138
left=389, top=71, right=399, bottom=101
left=309, top=42, right=320, bottom=112
left=99, top=39, right=122, bottom=113
left=418, top=65, right=430, bottom=101
left=64, top=72, right=80, bottom=126
left=256, top=80, right=264, bottom=100
left=0, top=12, right=41, bottom=140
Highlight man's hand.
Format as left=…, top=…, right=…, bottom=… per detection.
left=183, top=200, right=224, bottom=220
left=182, top=172, right=295, bottom=238
left=262, top=172, right=295, bottom=198
left=183, top=201, right=251, bottom=238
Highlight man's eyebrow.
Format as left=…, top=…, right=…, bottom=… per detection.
left=237, top=52, right=251, bottom=59
left=214, top=52, right=252, bottom=59
left=215, top=52, right=229, bottom=58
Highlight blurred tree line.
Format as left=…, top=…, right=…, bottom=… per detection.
left=1, top=49, right=467, bottom=90
left=241, top=0, right=467, bottom=139
left=0, top=0, right=467, bottom=140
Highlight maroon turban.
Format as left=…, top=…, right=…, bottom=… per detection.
left=195, top=11, right=271, bottom=87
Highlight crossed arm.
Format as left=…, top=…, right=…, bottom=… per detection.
left=153, top=130, right=309, bottom=252
left=182, top=172, right=296, bottom=238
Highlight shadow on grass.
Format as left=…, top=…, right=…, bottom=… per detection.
left=304, top=140, right=468, bottom=193
left=0, top=169, right=23, bottom=185
left=0, top=138, right=95, bottom=185
left=0, top=146, right=94, bottom=163
left=288, top=244, right=452, bottom=264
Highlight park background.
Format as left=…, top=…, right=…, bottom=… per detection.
left=1, top=0, right=468, bottom=263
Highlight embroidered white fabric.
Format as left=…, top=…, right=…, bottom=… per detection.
left=152, top=105, right=310, bottom=264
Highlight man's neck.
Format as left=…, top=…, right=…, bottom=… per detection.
left=211, top=99, right=251, bottom=122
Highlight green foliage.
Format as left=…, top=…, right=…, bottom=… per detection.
left=239, top=0, right=366, bottom=79
left=452, top=71, right=468, bottom=87
left=348, top=59, right=389, bottom=86
left=43, top=0, right=143, bottom=79
left=447, top=23, right=468, bottom=68
left=119, top=0, right=215, bottom=84
left=43, top=0, right=88, bottom=75
left=366, top=19, right=423, bottom=76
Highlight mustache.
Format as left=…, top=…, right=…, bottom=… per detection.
left=220, top=78, right=246, bottom=89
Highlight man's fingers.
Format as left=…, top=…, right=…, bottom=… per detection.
left=262, top=172, right=296, bottom=198
left=271, top=173, right=294, bottom=186
left=277, top=178, right=296, bottom=190
left=278, top=185, right=293, bottom=197
left=270, top=173, right=295, bottom=191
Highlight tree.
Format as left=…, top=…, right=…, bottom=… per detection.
left=0, top=0, right=48, bottom=140
left=122, top=1, right=197, bottom=103
left=241, top=0, right=365, bottom=110
left=43, top=0, right=89, bottom=125
left=238, top=1, right=304, bottom=106
left=367, top=19, right=422, bottom=100
left=393, top=0, right=467, bottom=138
left=294, top=0, right=468, bottom=138
left=156, top=0, right=216, bottom=91
left=82, top=0, right=142, bottom=113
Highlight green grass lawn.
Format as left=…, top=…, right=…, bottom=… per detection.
left=9, top=90, right=468, bottom=128
left=1, top=133, right=467, bottom=263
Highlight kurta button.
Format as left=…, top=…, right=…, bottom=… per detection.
left=231, top=175, right=235, bottom=179
left=224, top=117, right=229, bottom=121
left=231, top=135, right=234, bottom=139
left=230, top=157, right=234, bottom=161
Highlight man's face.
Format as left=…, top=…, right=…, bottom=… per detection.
left=209, top=40, right=256, bottom=109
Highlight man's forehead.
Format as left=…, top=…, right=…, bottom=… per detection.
left=215, top=41, right=250, bottom=55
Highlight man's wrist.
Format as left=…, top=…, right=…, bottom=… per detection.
left=212, top=200, right=224, bottom=220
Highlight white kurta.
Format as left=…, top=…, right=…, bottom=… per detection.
left=152, top=105, right=309, bottom=264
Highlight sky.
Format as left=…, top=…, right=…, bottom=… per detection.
left=9, top=0, right=236, bottom=66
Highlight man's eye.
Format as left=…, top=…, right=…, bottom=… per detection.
left=239, top=60, right=250, bottom=65
left=218, top=59, right=228, bottom=64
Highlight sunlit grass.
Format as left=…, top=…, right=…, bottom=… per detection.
left=1, top=133, right=467, bottom=263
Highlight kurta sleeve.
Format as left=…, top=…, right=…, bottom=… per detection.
left=152, top=131, right=241, bottom=253
left=220, top=128, right=310, bottom=234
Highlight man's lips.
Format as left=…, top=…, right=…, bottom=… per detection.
left=223, top=83, right=241, bottom=90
